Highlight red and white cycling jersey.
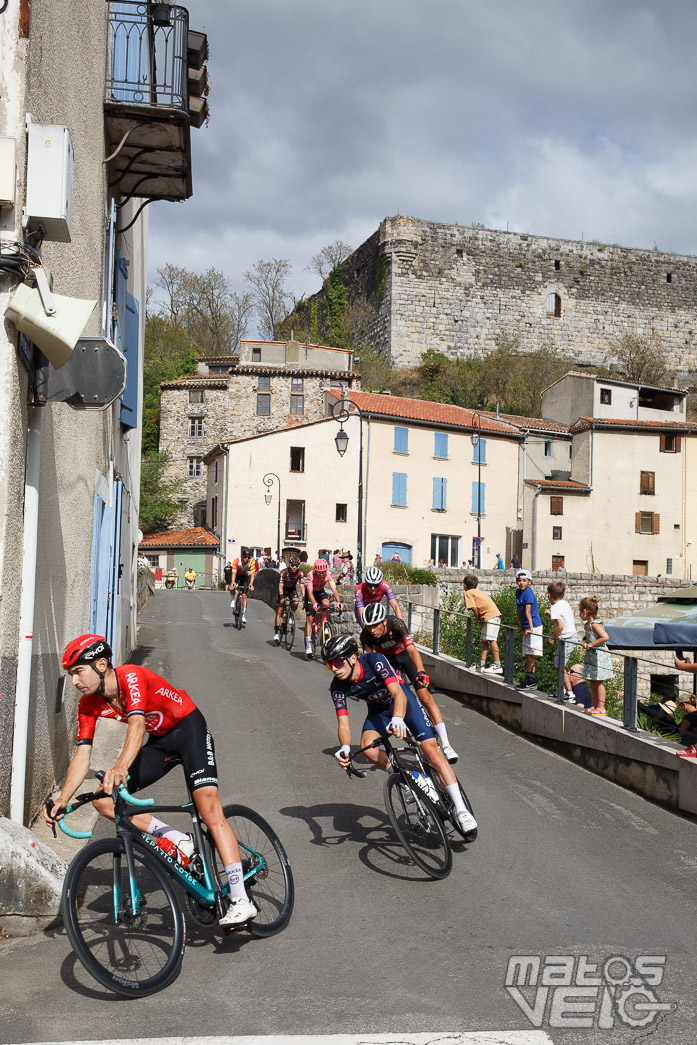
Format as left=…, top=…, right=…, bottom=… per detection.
left=76, top=664, right=198, bottom=744
left=306, top=568, right=335, bottom=594
left=232, top=557, right=257, bottom=576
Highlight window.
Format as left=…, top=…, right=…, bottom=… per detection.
left=554, top=259, right=560, bottom=271
left=666, top=557, right=673, bottom=575
left=393, top=426, right=409, bottom=454
left=211, top=495, right=218, bottom=530
left=666, top=272, right=672, bottom=284
left=472, top=436, right=487, bottom=464
left=291, top=377, right=303, bottom=393
left=550, top=496, right=564, bottom=516
left=257, top=393, right=270, bottom=414
left=546, top=292, right=562, bottom=317
left=188, top=418, right=204, bottom=437
left=187, top=456, right=203, bottom=477
left=188, top=389, right=204, bottom=404
left=336, top=503, right=347, bottom=523
left=471, top=481, right=486, bottom=515
left=290, top=446, right=305, bottom=472
left=392, top=472, right=407, bottom=506
left=660, top=434, right=681, bottom=453
left=252, top=348, right=261, bottom=361
left=640, top=471, right=655, bottom=495
left=258, top=375, right=270, bottom=391
left=209, top=365, right=229, bottom=373
left=434, top=432, right=448, bottom=458
left=290, top=394, right=304, bottom=414
left=553, top=526, right=562, bottom=540
left=431, top=534, right=460, bottom=567
left=285, top=499, right=305, bottom=540
left=544, top=440, right=552, bottom=457
left=432, top=477, right=447, bottom=511
left=214, top=460, right=218, bottom=485
left=600, top=388, right=612, bottom=405
left=636, top=511, right=660, bottom=535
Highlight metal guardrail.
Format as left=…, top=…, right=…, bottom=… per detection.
left=105, top=1, right=189, bottom=111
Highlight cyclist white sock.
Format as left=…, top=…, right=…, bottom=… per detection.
left=434, top=721, right=451, bottom=748
left=445, top=783, right=466, bottom=814
left=147, top=816, right=172, bottom=837
left=224, top=861, right=249, bottom=900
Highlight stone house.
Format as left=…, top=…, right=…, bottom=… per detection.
left=298, top=214, right=697, bottom=377
left=159, top=339, right=359, bottom=527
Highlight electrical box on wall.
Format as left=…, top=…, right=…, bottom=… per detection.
left=24, top=116, right=74, bottom=242
left=0, top=137, right=16, bottom=206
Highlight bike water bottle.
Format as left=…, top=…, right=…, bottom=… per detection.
left=157, top=837, right=178, bottom=859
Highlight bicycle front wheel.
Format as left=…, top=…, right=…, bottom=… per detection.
left=283, top=609, right=295, bottom=651
left=62, top=838, right=185, bottom=997
left=384, top=772, right=452, bottom=879
left=209, top=805, right=294, bottom=937
left=319, top=618, right=334, bottom=659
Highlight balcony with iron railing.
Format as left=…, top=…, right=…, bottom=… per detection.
left=104, top=1, right=208, bottom=204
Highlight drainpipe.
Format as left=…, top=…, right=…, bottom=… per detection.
left=363, top=416, right=371, bottom=561
left=10, top=405, right=43, bottom=824
left=531, top=484, right=542, bottom=572
left=220, top=444, right=229, bottom=578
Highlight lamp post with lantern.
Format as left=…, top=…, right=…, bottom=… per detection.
left=332, top=395, right=364, bottom=583
left=262, top=472, right=281, bottom=565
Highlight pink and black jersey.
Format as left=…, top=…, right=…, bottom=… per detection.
left=354, top=580, right=396, bottom=614
left=306, top=568, right=335, bottom=594
left=76, top=664, right=197, bottom=744
left=280, top=567, right=304, bottom=590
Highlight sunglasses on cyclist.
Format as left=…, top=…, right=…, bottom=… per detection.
left=366, top=583, right=380, bottom=589
left=328, top=657, right=347, bottom=669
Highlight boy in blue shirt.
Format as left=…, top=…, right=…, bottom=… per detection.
left=515, top=570, right=543, bottom=690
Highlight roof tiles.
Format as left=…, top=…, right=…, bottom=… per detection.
left=326, top=390, right=521, bottom=435
left=139, top=527, right=219, bottom=549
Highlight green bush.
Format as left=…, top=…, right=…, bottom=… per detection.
left=378, top=562, right=437, bottom=586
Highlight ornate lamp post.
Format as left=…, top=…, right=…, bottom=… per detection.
left=332, top=395, right=364, bottom=582
left=470, top=413, right=483, bottom=567
left=262, top=472, right=281, bottom=564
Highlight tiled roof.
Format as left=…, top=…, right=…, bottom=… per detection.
left=570, top=416, right=697, bottom=433
left=206, top=342, right=352, bottom=358
left=325, top=390, right=522, bottom=435
left=160, top=377, right=229, bottom=389
left=139, top=527, right=219, bottom=549
left=483, top=411, right=569, bottom=434
left=524, top=479, right=591, bottom=490
left=225, top=364, right=355, bottom=378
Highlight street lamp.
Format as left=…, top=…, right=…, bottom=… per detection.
left=332, top=395, right=364, bottom=582
left=262, top=472, right=281, bottom=564
left=470, top=412, right=484, bottom=568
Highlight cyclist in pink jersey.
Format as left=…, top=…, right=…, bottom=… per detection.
left=43, top=634, right=257, bottom=927
left=304, top=558, right=343, bottom=658
left=354, top=565, right=404, bottom=623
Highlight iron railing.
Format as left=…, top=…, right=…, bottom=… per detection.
left=105, top=1, right=189, bottom=111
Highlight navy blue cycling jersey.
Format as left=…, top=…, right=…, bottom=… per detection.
left=330, top=651, right=400, bottom=716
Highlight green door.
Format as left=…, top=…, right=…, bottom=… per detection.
left=179, top=549, right=207, bottom=587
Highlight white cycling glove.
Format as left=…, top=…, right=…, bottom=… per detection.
left=335, top=744, right=351, bottom=762
left=388, top=717, right=406, bottom=734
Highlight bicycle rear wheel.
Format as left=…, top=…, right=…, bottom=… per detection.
left=235, top=598, right=242, bottom=630
left=384, top=772, right=452, bottom=879
left=319, top=618, right=334, bottom=660
left=282, top=609, right=295, bottom=651
left=62, top=838, right=185, bottom=997
left=208, top=805, right=294, bottom=936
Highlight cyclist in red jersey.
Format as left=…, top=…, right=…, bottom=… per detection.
left=273, top=555, right=305, bottom=644
left=43, top=634, right=256, bottom=927
left=230, top=548, right=257, bottom=624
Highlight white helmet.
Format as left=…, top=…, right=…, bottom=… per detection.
left=364, top=566, right=383, bottom=586
left=362, top=602, right=387, bottom=627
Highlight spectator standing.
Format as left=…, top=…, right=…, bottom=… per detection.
left=545, top=580, right=578, bottom=699
left=390, top=551, right=401, bottom=563
left=337, top=552, right=354, bottom=587
left=515, top=570, right=543, bottom=690
left=579, top=597, right=613, bottom=716
left=332, top=549, right=342, bottom=570
left=223, top=561, right=233, bottom=591
left=510, top=554, right=521, bottom=571
left=462, top=574, right=502, bottom=674
left=493, top=553, right=504, bottom=570
left=567, top=665, right=593, bottom=709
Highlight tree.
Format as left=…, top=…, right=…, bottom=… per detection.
left=610, top=332, right=668, bottom=386
left=308, top=239, right=353, bottom=280
left=139, top=451, right=185, bottom=533
left=244, top=258, right=292, bottom=340
left=153, top=264, right=253, bottom=355
left=142, top=317, right=199, bottom=455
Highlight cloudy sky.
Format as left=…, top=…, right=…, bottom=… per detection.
left=148, top=0, right=697, bottom=316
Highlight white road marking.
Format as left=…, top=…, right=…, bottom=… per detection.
left=8, top=1033, right=556, bottom=1045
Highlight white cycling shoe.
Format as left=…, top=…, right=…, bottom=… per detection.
left=219, top=896, right=257, bottom=927
left=442, top=744, right=459, bottom=764
left=456, top=809, right=478, bottom=835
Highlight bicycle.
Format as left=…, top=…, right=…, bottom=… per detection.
left=400, top=731, right=478, bottom=843
left=345, top=733, right=452, bottom=879
left=230, top=586, right=243, bottom=629
left=278, top=595, right=296, bottom=652
left=309, top=601, right=342, bottom=659
left=51, top=765, right=294, bottom=998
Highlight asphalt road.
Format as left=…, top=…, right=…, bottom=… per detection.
left=2, top=590, right=696, bottom=1045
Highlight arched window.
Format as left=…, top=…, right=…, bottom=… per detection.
left=546, top=292, right=562, bottom=318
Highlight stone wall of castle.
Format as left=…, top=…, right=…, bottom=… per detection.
left=309, top=215, right=697, bottom=377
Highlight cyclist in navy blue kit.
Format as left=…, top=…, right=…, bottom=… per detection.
left=325, top=634, right=477, bottom=834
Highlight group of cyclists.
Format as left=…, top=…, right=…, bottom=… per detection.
left=44, top=557, right=475, bottom=931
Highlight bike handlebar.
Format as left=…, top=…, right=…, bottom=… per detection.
left=46, top=774, right=154, bottom=839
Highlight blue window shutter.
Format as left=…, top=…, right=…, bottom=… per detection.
left=394, top=426, right=408, bottom=453
left=481, top=481, right=485, bottom=513
left=435, top=432, right=448, bottom=457
left=432, top=477, right=446, bottom=510
left=442, top=477, right=447, bottom=510
left=113, top=251, right=127, bottom=353
left=472, top=482, right=485, bottom=514
left=120, top=291, right=140, bottom=429
left=474, top=436, right=487, bottom=464
left=393, top=472, right=407, bottom=505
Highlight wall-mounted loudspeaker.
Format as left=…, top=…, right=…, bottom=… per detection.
left=5, top=282, right=96, bottom=369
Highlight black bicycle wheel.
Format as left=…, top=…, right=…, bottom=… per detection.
left=383, top=772, right=452, bottom=879
left=283, top=609, right=295, bottom=651
left=207, top=804, right=294, bottom=936
left=235, top=598, right=242, bottom=630
left=319, top=618, right=334, bottom=659
left=62, top=838, right=185, bottom=998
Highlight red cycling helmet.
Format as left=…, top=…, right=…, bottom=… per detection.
left=314, top=558, right=328, bottom=572
left=62, top=634, right=112, bottom=671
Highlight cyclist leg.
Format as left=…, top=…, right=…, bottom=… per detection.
left=393, top=650, right=458, bottom=762
left=360, top=706, right=395, bottom=772
left=304, top=591, right=316, bottom=654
